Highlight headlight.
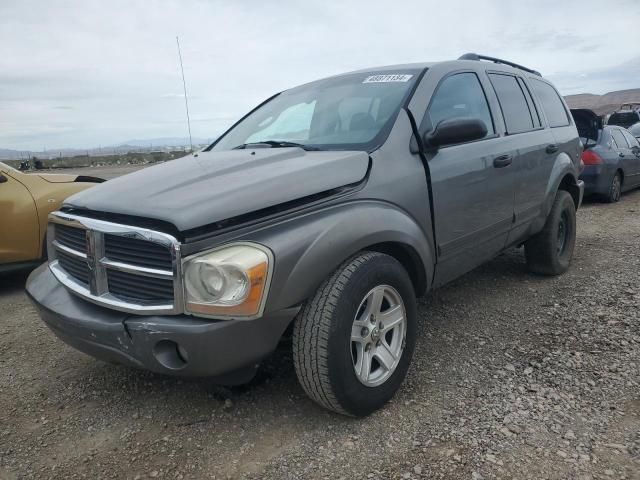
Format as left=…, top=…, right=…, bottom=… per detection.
left=183, top=244, right=272, bottom=319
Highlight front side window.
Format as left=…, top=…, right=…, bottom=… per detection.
left=488, top=73, right=535, bottom=134
left=530, top=79, right=570, bottom=128
left=212, top=70, right=421, bottom=152
left=423, top=72, right=494, bottom=136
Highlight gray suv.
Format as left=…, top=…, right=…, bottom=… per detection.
left=27, top=53, right=584, bottom=416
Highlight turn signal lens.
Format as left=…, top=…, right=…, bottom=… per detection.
left=183, top=244, right=272, bottom=319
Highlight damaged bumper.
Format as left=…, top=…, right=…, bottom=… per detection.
left=26, top=264, right=298, bottom=383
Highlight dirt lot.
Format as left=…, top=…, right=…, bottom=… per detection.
left=0, top=167, right=638, bottom=479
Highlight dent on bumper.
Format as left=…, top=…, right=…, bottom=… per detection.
left=26, top=264, right=299, bottom=381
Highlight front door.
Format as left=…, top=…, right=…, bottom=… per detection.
left=0, top=168, right=39, bottom=264
left=422, top=72, right=516, bottom=286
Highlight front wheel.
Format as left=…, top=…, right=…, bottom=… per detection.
left=292, top=252, right=417, bottom=416
left=524, top=190, right=576, bottom=275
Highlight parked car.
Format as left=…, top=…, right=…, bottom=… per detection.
left=629, top=122, right=640, bottom=140
left=572, top=109, right=640, bottom=202
left=607, top=105, right=640, bottom=130
left=0, top=162, right=103, bottom=273
left=26, top=53, right=584, bottom=416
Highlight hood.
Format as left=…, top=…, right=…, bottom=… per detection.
left=37, top=172, right=79, bottom=183
left=37, top=173, right=104, bottom=184
left=570, top=109, right=602, bottom=146
left=64, top=148, right=369, bottom=231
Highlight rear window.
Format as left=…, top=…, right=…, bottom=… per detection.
left=530, top=79, right=570, bottom=128
left=622, top=129, right=640, bottom=148
left=611, top=129, right=628, bottom=148
left=488, top=73, right=535, bottom=134
left=608, top=112, right=640, bottom=129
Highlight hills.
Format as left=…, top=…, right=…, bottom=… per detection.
left=0, top=137, right=213, bottom=160
left=564, top=88, right=640, bottom=116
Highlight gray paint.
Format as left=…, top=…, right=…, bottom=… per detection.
left=579, top=126, right=640, bottom=196
left=27, top=57, right=584, bottom=379
left=63, top=148, right=370, bottom=231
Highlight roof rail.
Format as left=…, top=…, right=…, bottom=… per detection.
left=458, top=53, right=542, bottom=77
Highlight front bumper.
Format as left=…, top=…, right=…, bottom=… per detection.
left=26, top=264, right=298, bottom=382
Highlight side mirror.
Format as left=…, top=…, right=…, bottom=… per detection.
left=632, top=145, right=640, bottom=155
left=424, top=118, right=488, bottom=150
left=0, top=174, right=7, bottom=184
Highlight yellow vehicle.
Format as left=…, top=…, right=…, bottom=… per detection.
left=0, top=162, right=103, bottom=273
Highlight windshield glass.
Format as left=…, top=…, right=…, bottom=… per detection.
left=211, top=69, right=421, bottom=152
left=608, top=112, right=639, bottom=128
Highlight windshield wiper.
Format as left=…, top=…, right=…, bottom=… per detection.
left=232, top=140, right=321, bottom=151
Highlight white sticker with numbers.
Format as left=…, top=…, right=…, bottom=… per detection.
left=363, top=74, right=413, bottom=83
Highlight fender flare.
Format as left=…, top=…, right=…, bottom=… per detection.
left=251, top=201, right=435, bottom=313
left=534, top=152, right=580, bottom=230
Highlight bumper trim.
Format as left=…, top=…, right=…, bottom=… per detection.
left=27, top=264, right=299, bottom=380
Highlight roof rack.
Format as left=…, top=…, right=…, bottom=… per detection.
left=458, top=53, right=542, bottom=76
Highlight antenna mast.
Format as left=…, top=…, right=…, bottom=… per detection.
left=176, top=36, right=193, bottom=152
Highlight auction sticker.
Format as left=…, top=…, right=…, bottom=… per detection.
left=363, top=74, right=413, bottom=83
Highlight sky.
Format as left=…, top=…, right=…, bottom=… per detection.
left=1, top=0, right=639, bottom=151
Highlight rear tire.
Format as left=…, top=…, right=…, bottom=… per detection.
left=525, top=190, right=576, bottom=276
left=604, top=172, right=622, bottom=203
left=292, top=252, right=417, bottom=417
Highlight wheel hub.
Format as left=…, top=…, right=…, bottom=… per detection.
left=350, top=285, right=407, bottom=387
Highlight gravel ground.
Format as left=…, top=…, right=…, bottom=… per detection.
left=1, top=181, right=639, bottom=479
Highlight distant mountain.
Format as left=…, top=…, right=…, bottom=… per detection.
left=564, top=88, right=640, bottom=116
left=113, top=137, right=213, bottom=148
left=0, top=136, right=215, bottom=160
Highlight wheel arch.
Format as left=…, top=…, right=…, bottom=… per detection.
left=365, top=241, right=428, bottom=297
left=256, top=201, right=435, bottom=313
left=558, top=172, right=581, bottom=210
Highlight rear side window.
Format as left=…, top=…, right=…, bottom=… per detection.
left=611, top=129, right=629, bottom=148
left=488, top=73, right=535, bottom=134
left=608, top=112, right=640, bottom=129
left=622, top=129, right=640, bottom=148
left=530, top=79, right=570, bottom=127
left=424, top=72, right=494, bottom=136
left=517, top=78, right=541, bottom=128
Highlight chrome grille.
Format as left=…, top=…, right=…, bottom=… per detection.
left=104, top=234, right=172, bottom=270
left=47, top=211, right=182, bottom=315
left=107, top=269, right=174, bottom=302
left=57, top=248, right=90, bottom=285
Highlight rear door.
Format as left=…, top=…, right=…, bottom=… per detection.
left=621, top=129, right=640, bottom=187
left=486, top=72, right=555, bottom=244
left=611, top=128, right=637, bottom=188
left=420, top=71, right=517, bottom=285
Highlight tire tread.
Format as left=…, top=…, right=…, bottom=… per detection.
left=292, top=252, right=385, bottom=415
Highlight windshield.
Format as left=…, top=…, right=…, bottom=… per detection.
left=608, top=112, right=639, bottom=128
left=211, top=69, right=421, bottom=152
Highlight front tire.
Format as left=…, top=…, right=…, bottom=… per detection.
left=525, top=190, right=576, bottom=275
left=292, top=252, right=417, bottom=416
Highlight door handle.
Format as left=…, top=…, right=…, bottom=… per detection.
left=546, top=144, right=559, bottom=154
left=493, top=154, right=513, bottom=168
